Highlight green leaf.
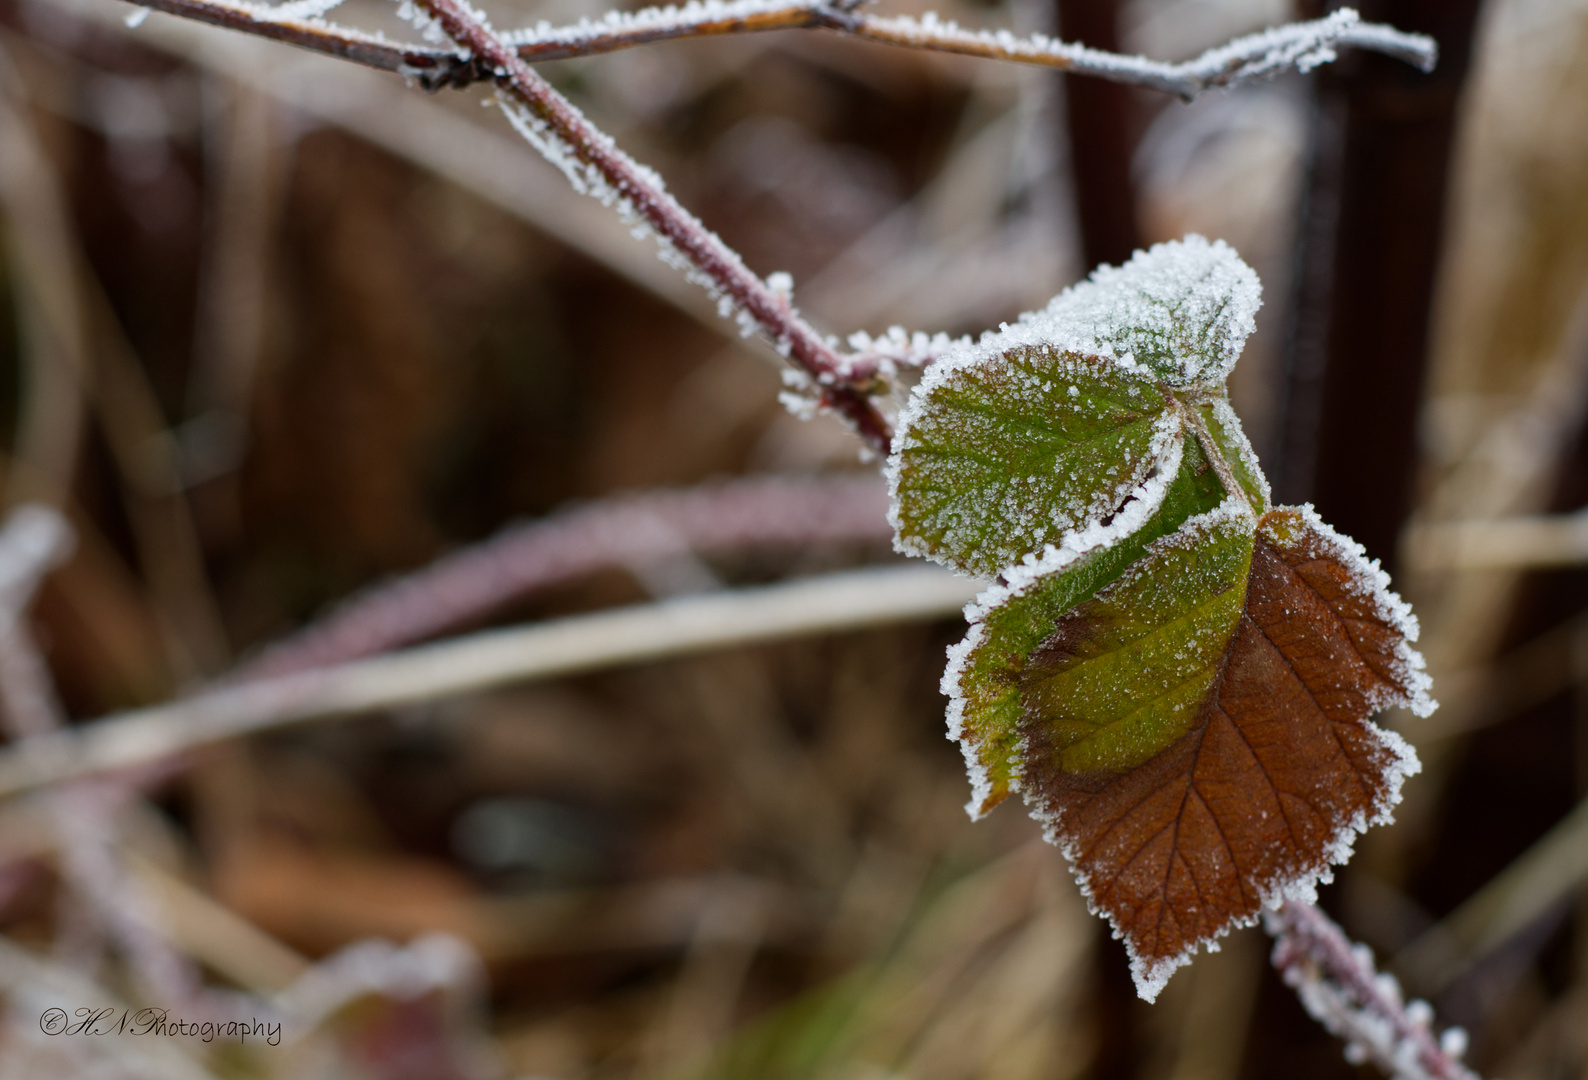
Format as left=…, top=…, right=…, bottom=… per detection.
left=889, top=345, right=1180, bottom=578
left=1195, top=396, right=1269, bottom=513
left=1039, top=235, right=1261, bottom=389
left=947, top=433, right=1231, bottom=816
left=1019, top=508, right=1255, bottom=774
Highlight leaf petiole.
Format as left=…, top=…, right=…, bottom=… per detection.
left=1181, top=397, right=1253, bottom=515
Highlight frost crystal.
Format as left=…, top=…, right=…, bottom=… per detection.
left=498, top=0, right=798, bottom=48
left=396, top=0, right=455, bottom=44
left=899, top=235, right=1258, bottom=400
left=270, top=0, right=350, bottom=19
left=1276, top=503, right=1437, bottom=719
left=1269, top=906, right=1479, bottom=1080
left=1039, top=235, right=1261, bottom=388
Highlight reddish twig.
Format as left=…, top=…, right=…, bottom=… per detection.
left=1267, top=901, right=1480, bottom=1080
left=238, top=474, right=890, bottom=679
left=122, top=0, right=1436, bottom=97
left=114, top=0, right=1436, bottom=453
left=416, top=0, right=895, bottom=452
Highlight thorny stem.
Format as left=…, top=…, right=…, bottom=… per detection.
left=122, top=0, right=1436, bottom=98
left=1268, top=901, right=1480, bottom=1080
left=418, top=0, right=892, bottom=453
left=115, top=0, right=1436, bottom=452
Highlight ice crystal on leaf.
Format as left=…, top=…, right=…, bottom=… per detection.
left=888, top=237, right=1433, bottom=1001
left=1040, top=234, right=1260, bottom=388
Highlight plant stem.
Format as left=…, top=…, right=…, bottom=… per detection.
left=1184, top=401, right=1253, bottom=514
left=1268, top=900, right=1480, bottom=1080
left=122, top=0, right=1437, bottom=96
left=0, top=565, right=978, bottom=799
left=414, top=0, right=894, bottom=454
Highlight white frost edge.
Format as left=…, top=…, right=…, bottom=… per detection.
left=1275, top=503, right=1436, bottom=719
left=498, top=0, right=794, bottom=46
left=1012, top=500, right=1262, bottom=999
left=1202, top=395, right=1272, bottom=508
left=1102, top=504, right=1428, bottom=1001
left=1039, top=235, right=1261, bottom=388
left=949, top=496, right=1431, bottom=1002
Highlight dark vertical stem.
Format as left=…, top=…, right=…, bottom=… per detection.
left=1276, top=0, right=1485, bottom=568
left=1056, top=0, right=1139, bottom=270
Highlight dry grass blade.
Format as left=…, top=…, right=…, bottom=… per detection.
left=241, top=473, right=891, bottom=678
left=0, top=564, right=978, bottom=798
left=1404, top=512, right=1588, bottom=571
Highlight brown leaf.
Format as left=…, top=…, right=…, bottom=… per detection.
left=1016, top=506, right=1428, bottom=999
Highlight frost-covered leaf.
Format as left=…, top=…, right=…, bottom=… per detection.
left=1195, top=397, right=1269, bottom=512
left=1038, top=235, right=1260, bottom=389
left=888, top=346, right=1180, bottom=577
left=947, top=432, right=1230, bottom=817
left=950, top=504, right=1432, bottom=1002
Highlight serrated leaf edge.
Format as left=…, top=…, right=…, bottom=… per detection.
left=1038, top=235, right=1261, bottom=389
left=1017, top=501, right=1428, bottom=1001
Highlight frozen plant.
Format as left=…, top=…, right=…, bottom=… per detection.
left=888, top=238, right=1434, bottom=1000
left=72, top=0, right=1465, bottom=1074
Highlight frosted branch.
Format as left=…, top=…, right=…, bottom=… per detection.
left=842, top=7, right=1434, bottom=98
left=407, top=0, right=893, bottom=451
left=1266, top=901, right=1481, bottom=1080
left=843, top=326, right=968, bottom=385
left=124, top=1, right=1436, bottom=100
left=115, top=0, right=1436, bottom=449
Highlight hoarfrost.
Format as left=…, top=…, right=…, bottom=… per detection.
left=944, top=496, right=1430, bottom=1002
left=1268, top=909, right=1479, bottom=1080
left=845, top=325, right=967, bottom=376
left=854, top=7, right=1431, bottom=99
left=1039, top=235, right=1261, bottom=388
left=396, top=0, right=457, bottom=44
left=964, top=435, right=1187, bottom=620
left=898, top=235, right=1256, bottom=412
left=492, top=92, right=770, bottom=351
left=271, top=0, right=349, bottom=19
left=498, top=0, right=797, bottom=48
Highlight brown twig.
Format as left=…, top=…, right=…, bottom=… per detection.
left=1267, top=900, right=1480, bottom=1080
left=123, top=0, right=1436, bottom=98
left=238, top=474, right=890, bottom=680
left=114, top=0, right=1437, bottom=453
left=416, top=0, right=894, bottom=452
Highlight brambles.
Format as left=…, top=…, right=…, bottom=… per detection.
left=889, top=237, right=1434, bottom=999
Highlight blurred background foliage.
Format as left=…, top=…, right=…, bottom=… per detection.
left=1, top=0, right=1587, bottom=1077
